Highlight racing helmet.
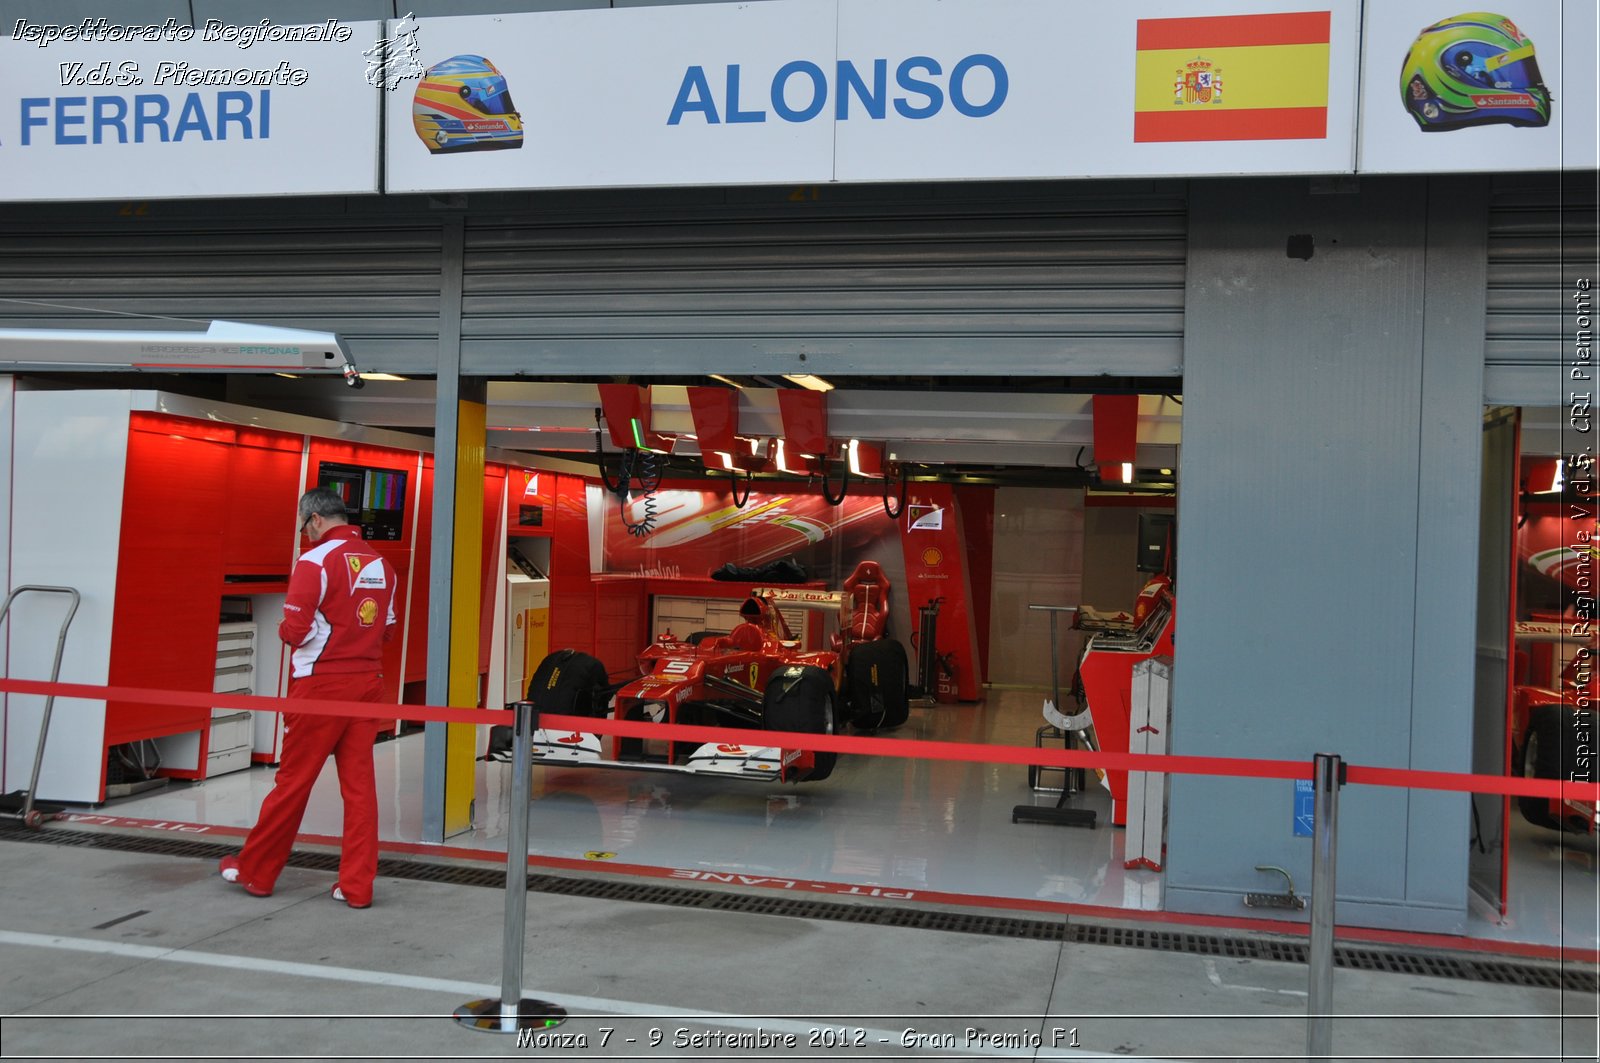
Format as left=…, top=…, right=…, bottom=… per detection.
left=1399, top=13, right=1551, bottom=130
left=411, top=54, right=524, bottom=153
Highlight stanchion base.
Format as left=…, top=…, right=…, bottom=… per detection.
left=1011, top=804, right=1097, bottom=828
left=454, top=997, right=568, bottom=1034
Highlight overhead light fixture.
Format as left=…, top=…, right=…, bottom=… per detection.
left=1121, top=463, right=1134, bottom=484
left=846, top=439, right=884, bottom=477
left=358, top=372, right=409, bottom=382
left=708, top=374, right=744, bottom=389
left=774, top=438, right=797, bottom=474
left=782, top=373, right=834, bottom=392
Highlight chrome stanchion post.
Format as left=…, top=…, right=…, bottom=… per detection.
left=455, top=700, right=567, bottom=1035
left=1306, top=752, right=1343, bottom=1061
left=1048, top=608, right=1061, bottom=712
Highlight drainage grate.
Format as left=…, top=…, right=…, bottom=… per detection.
left=4, top=823, right=1593, bottom=995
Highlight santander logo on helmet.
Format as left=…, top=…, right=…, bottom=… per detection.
left=1400, top=12, right=1551, bottom=131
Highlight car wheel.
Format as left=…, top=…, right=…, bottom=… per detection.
left=763, top=664, right=838, bottom=782
left=1517, top=704, right=1578, bottom=833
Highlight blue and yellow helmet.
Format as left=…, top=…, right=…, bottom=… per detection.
left=412, top=55, right=524, bottom=153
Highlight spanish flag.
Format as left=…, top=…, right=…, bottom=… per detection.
left=1133, top=11, right=1331, bottom=143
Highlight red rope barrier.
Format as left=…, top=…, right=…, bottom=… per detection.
left=2, top=676, right=1594, bottom=803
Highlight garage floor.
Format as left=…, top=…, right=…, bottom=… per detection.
left=5, top=688, right=1594, bottom=1060
left=3, top=834, right=1592, bottom=1062
left=89, top=689, right=1596, bottom=955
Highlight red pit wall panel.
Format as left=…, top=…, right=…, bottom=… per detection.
left=1078, top=613, right=1175, bottom=826
left=223, top=427, right=304, bottom=577
left=953, top=485, right=995, bottom=683
left=548, top=474, right=596, bottom=659
left=506, top=468, right=555, bottom=538
left=899, top=482, right=982, bottom=701
left=403, top=457, right=434, bottom=691
left=593, top=579, right=648, bottom=678
left=478, top=466, right=507, bottom=674
left=108, top=418, right=232, bottom=750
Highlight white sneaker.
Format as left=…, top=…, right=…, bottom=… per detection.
left=331, top=886, right=371, bottom=909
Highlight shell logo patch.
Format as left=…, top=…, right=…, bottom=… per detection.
left=921, top=547, right=944, bottom=567
left=357, top=598, right=379, bottom=626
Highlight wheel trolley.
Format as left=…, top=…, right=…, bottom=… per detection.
left=0, top=585, right=81, bottom=828
left=1012, top=604, right=1097, bottom=828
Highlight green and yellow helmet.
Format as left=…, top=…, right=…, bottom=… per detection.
left=1399, top=12, right=1551, bottom=130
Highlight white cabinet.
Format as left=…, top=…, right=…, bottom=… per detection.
left=206, top=622, right=256, bottom=777
left=650, top=594, right=818, bottom=646
left=651, top=595, right=746, bottom=641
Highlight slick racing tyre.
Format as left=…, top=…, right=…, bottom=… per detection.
left=763, top=664, right=839, bottom=782
left=844, top=639, right=910, bottom=731
left=1517, top=704, right=1585, bottom=833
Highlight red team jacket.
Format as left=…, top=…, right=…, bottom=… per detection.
left=280, top=525, right=397, bottom=679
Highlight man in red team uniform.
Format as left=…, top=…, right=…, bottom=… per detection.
left=219, top=488, right=397, bottom=908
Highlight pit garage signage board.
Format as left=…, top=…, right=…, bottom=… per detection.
left=1357, top=1, right=1598, bottom=173
left=0, top=18, right=382, bottom=200
left=384, top=0, right=1363, bottom=193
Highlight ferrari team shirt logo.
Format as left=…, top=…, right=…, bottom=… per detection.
left=349, top=555, right=388, bottom=590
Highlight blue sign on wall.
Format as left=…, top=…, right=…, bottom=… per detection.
left=1294, top=779, right=1315, bottom=837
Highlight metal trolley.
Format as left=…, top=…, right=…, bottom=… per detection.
left=0, top=585, right=81, bottom=828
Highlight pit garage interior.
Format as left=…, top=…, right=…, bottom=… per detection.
left=0, top=172, right=1594, bottom=961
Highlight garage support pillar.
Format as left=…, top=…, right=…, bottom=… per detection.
left=423, top=217, right=485, bottom=843
left=1165, top=175, right=1488, bottom=933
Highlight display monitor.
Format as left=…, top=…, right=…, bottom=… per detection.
left=1137, top=512, right=1175, bottom=575
left=318, top=461, right=408, bottom=541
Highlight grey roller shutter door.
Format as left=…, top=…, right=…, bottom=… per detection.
left=0, top=181, right=1184, bottom=382
left=459, top=184, right=1186, bottom=379
left=0, top=202, right=445, bottom=375
left=1484, top=180, right=1599, bottom=407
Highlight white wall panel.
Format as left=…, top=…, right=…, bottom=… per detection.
left=3, top=389, right=130, bottom=803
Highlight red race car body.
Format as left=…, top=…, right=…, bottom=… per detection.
left=529, top=587, right=850, bottom=783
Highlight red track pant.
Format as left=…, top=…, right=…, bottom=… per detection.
left=234, top=673, right=384, bottom=905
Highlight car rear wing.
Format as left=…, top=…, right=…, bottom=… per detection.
left=753, top=587, right=848, bottom=614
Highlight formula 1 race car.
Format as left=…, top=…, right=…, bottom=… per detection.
left=1512, top=637, right=1596, bottom=834
left=1510, top=485, right=1595, bottom=835
left=504, top=562, right=910, bottom=783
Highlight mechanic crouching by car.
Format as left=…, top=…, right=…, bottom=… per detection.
left=219, top=488, right=397, bottom=909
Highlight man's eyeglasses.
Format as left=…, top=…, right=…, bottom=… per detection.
left=300, top=515, right=315, bottom=537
